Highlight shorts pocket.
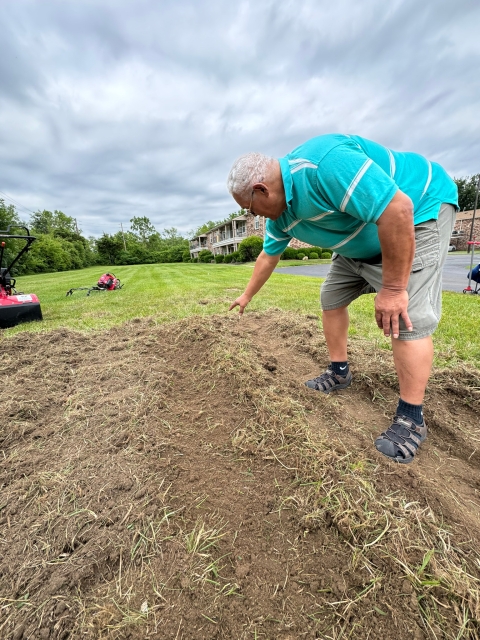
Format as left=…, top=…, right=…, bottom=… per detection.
left=411, top=219, right=440, bottom=272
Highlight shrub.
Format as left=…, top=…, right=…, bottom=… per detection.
left=281, top=247, right=298, bottom=260
left=198, top=249, right=214, bottom=263
left=230, top=251, right=240, bottom=262
left=223, top=254, right=233, bottom=263
left=182, top=249, right=191, bottom=262
left=238, top=236, right=263, bottom=262
left=192, top=257, right=198, bottom=263
left=309, top=252, right=319, bottom=259
left=214, top=254, right=224, bottom=263
left=321, top=251, right=332, bottom=259
left=297, top=252, right=305, bottom=259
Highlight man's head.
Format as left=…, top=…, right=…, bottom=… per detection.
left=227, top=152, right=286, bottom=220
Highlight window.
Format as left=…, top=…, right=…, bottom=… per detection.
left=254, top=216, right=260, bottom=230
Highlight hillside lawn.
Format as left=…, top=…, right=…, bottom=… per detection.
left=5, top=262, right=479, bottom=368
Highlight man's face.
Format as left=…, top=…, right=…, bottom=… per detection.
left=235, top=185, right=285, bottom=221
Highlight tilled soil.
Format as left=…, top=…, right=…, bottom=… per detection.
left=1, top=311, right=480, bottom=640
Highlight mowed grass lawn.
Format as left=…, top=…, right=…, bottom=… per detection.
left=4, top=262, right=480, bottom=367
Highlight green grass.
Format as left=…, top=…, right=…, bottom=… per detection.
left=4, top=263, right=480, bottom=367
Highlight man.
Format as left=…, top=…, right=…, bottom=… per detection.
left=226, top=134, right=458, bottom=464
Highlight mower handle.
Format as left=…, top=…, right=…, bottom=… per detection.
left=0, top=224, right=36, bottom=240
left=0, top=225, right=37, bottom=278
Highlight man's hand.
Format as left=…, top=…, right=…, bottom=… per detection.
left=374, top=288, right=412, bottom=338
left=229, top=293, right=252, bottom=315
left=227, top=251, right=281, bottom=316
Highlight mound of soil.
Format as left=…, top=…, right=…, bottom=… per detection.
left=1, top=311, right=480, bottom=639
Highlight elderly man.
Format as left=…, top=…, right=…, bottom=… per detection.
left=227, top=134, right=458, bottom=464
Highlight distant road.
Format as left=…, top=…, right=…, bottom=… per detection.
left=274, top=254, right=479, bottom=293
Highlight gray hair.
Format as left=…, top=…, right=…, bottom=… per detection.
left=226, top=152, right=276, bottom=200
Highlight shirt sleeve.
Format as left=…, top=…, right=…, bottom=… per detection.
left=263, top=218, right=292, bottom=255
left=316, top=141, right=398, bottom=223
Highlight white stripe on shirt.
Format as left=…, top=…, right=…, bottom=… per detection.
left=339, top=159, right=373, bottom=212
left=266, top=229, right=290, bottom=242
left=421, top=160, right=432, bottom=198
left=387, top=148, right=396, bottom=178
left=291, top=162, right=318, bottom=174
left=307, top=210, right=334, bottom=222
left=282, top=210, right=333, bottom=232
left=328, top=223, right=367, bottom=250
left=282, top=219, right=302, bottom=232
left=288, top=158, right=311, bottom=165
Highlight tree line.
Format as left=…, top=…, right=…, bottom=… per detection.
left=0, top=202, right=190, bottom=275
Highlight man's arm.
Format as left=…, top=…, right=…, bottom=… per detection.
left=229, top=250, right=281, bottom=315
left=375, top=189, right=415, bottom=338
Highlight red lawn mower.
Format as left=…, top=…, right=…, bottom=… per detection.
left=66, top=273, right=123, bottom=297
left=0, top=226, right=43, bottom=329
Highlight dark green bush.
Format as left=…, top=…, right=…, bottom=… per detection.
left=281, top=247, right=298, bottom=260
left=230, top=251, right=240, bottom=262
left=309, top=252, right=319, bottom=259
left=198, top=249, right=214, bottom=263
left=297, top=252, right=306, bottom=259
left=321, top=251, right=332, bottom=259
left=192, top=257, right=198, bottom=263
left=238, top=236, right=263, bottom=262
left=223, top=254, right=233, bottom=263
left=214, top=254, right=224, bottom=263
left=182, top=249, right=192, bottom=262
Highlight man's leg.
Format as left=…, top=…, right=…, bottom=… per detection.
left=323, top=306, right=349, bottom=362
left=391, top=336, right=433, bottom=405
left=374, top=204, right=456, bottom=463
left=305, top=305, right=353, bottom=392
left=306, top=255, right=373, bottom=393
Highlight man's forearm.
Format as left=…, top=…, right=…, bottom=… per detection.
left=376, top=191, right=415, bottom=291
left=244, top=250, right=281, bottom=299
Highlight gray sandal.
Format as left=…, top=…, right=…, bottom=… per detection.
left=305, top=368, right=352, bottom=393
left=375, top=415, right=427, bottom=464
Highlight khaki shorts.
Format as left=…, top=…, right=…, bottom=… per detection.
left=320, top=203, right=457, bottom=340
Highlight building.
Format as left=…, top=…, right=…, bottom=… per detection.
left=450, top=210, right=480, bottom=251
left=189, top=212, right=312, bottom=259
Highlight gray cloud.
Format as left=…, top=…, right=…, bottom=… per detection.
left=1, top=0, right=479, bottom=237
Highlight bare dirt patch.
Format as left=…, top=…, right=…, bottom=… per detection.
left=1, top=311, right=480, bottom=639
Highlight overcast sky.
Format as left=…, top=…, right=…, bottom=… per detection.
left=1, top=0, right=479, bottom=238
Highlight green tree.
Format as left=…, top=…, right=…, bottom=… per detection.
left=130, top=216, right=157, bottom=244
left=30, top=209, right=77, bottom=234
left=160, top=227, right=186, bottom=246
left=96, top=233, right=125, bottom=265
left=0, top=199, right=25, bottom=272
left=0, top=198, right=22, bottom=230
left=454, top=175, right=480, bottom=211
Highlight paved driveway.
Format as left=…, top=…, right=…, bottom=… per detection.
left=274, top=254, right=479, bottom=293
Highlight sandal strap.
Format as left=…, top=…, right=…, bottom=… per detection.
left=312, top=369, right=339, bottom=391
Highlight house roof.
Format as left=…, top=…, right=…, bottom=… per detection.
left=205, top=214, right=247, bottom=234
left=189, top=212, right=248, bottom=240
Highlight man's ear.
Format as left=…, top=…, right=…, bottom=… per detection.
left=252, top=182, right=268, bottom=195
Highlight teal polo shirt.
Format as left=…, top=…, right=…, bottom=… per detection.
left=263, top=134, right=458, bottom=259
